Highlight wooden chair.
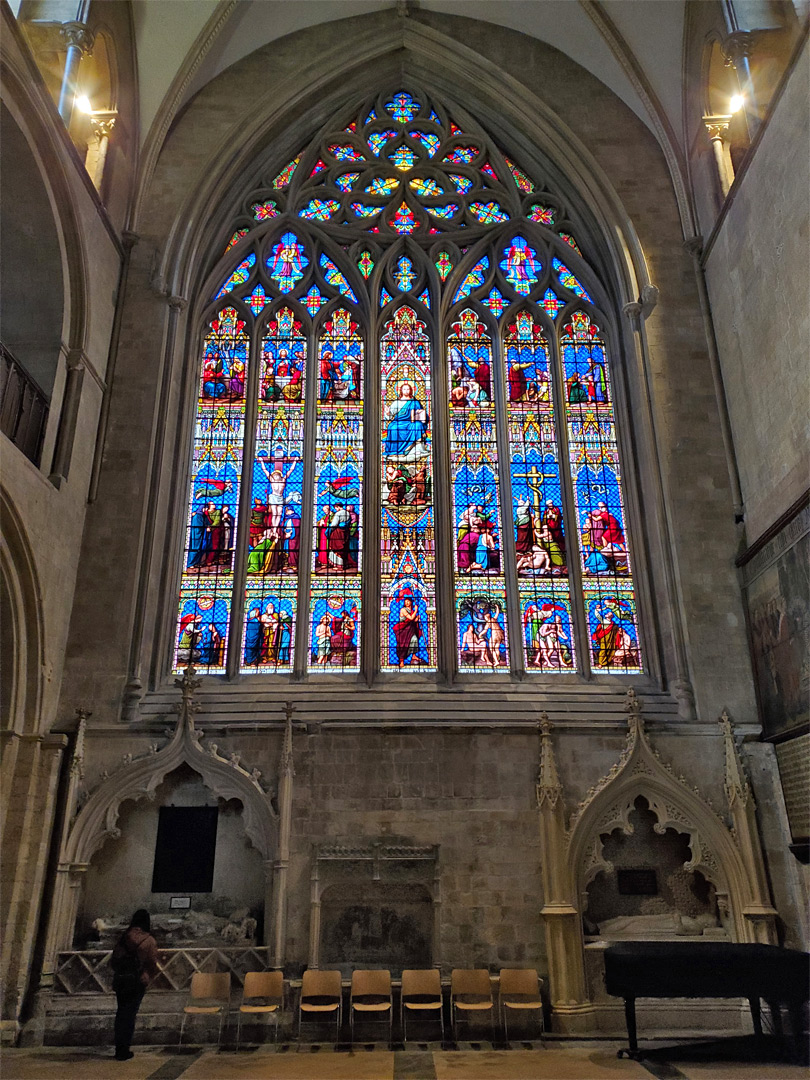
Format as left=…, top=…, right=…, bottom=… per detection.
left=350, top=969, right=392, bottom=1045
left=450, top=968, right=494, bottom=1041
left=298, top=969, right=343, bottom=1042
left=180, top=971, right=231, bottom=1046
left=498, top=968, right=544, bottom=1043
left=236, top=970, right=284, bottom=1047
left=400, top=968, right=444, bottom=1042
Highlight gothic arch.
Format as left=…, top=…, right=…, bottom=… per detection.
left=567, top=694, right=767, bottom=943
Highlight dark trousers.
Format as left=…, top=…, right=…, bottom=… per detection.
left=114, top=977, right=145, bottom=1053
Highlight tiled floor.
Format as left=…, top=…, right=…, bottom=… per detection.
left=1, top=1040, right=807, bottom=1080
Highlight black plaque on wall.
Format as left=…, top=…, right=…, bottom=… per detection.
left=152, top=805, right=218, bottom=893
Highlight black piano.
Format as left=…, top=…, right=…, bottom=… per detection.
left=604, top=941, right=809, bottom=1059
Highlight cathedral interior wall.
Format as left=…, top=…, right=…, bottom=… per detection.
left=703, top=36, right=809, bottom=542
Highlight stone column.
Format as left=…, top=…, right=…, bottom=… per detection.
left=85, top=113, right=116, bottom=191
left=720, top=712, right=778, bottom=944
left=271, top=705, right=294, bottom=969
left=48, top=348, right=87, bottom=488
left=57, top=22, right=94, bottom=126
left=703, top=116, right=734, bottom=197
left=308, top=861, right=322, bottom=969
left=536, top=717, right=589, bottom=1025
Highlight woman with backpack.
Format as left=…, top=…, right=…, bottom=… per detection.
left=110, top=909, right=159, bottom=1061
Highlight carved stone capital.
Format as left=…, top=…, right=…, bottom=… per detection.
left=684, top=235, right=704, bottom=259
left=722, top=30, right=755, bottom=68
left=622, top=300, right=642, bottom=323
left=89, top=115, right=116, bottom=140
left=167, top=295, right=188, bottom=313
left=60, top=21, right=94, bottom=54
left=703, top=115, right=731, bottom=142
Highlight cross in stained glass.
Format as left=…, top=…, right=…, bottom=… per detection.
left=304, top=285, right=327, bottom=315
left=389, top=146, right=419, bottom=171
left=394, top=257, right=417, bottom=291
left=247, top=284, right=269, bottom=314
left=513, top=463, right=561, bottom=517
left=386, top=91, right=419, bottom=122
left=483, top=288, right=508, bottom=317
left=390, top=203, right=419, bottom=234
left=543, top=289, right=564, bottom=319
left=357, top=250, right=375, bottom=278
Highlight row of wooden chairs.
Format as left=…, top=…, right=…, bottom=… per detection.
left=179, top=968, right=544, bottom=1046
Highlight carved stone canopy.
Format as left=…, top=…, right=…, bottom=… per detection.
left=63, top=666, right=278, bottom=866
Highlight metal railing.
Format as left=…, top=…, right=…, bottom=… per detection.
left=0, top=342, right=49, bottom=466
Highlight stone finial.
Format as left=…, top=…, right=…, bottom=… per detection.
left=280, top=701, right=295, bottom=778
left=174, top=661, right=201, bottom=728
left=536, top=712, right=563, bottom=810
left=719, top=710, right=752, bottom=810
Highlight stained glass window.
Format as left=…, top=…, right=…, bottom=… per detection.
left=561, top=312, right=641, bottom=673
left=448, top=310, right=509, bottom=672
left=308, top=309, right=364, bottom=672
left=380, top=308, right=437, bottom=671
left=175, top=308, right=248, bottom=673
left=176, top=86, right=645, bottom=684
left=242, top=308, right=305, bottom=673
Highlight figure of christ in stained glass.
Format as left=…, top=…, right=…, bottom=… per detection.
left=308, top=309, right=364, bottom=672
left=504, top=311, right=574, bottom=672
left=174, top=308, right=248, bottom=673
left=562, top=311, right=641, bottom=673
left=447, top=310, right=509, bottom=672
left=241, top=308, right=306, bottom=673
left=379, top=306, right=437, bottom=671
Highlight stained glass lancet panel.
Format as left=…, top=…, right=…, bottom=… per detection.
left=505, top=312, right=575, bottom=672
left=308, top=309, right=364, bottom=672
left=241, top=308, right=306, bottom=673
left=561, top=311, right=642, bottom=673
left=174, top=307, right=248, bottom=673
left=380, top=307, right=437, bottom=671
left=447, top=310, right=509, bottom=672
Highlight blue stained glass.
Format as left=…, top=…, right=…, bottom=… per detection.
left=328, top=143, right=365, bottom=161
left=319, top=254, right=358, bottom=303
left=368, top=130, right=398, bottom=156
left=409, top=177, right=443, bottom=197
left=303, top=285, right=328, bottom=315
left=394, top=256, right=417, bottom=292
left=246, top=283, right=270, bottom=314
left=499, top=237, right=541, bottom=295
left=470, top=202, right=509, bottom=225
left=351, top=202, right=382, bottom=219
left=266, top=234, right=308, bottom=293
left=448, top=174, right=473, bottom=194
left=335, top=172, right=359, bottom=191
left=216, top=253, right=256, bottom=298
left=366, top=177, right=398, bottom=195
left=299, top=199, right=340, bottom=221
left=380, top=286, right=393, bottom=307
left=389, top=146, right=419, bottom=171
left=483, top=288, right=508, bottom=317
left=553, top=257, right=593, bottom=303
left=428, top=110, right=441, bottom=124
left=365, top=109, right=378, bottom=123
left=417, top=289, right=430, bottom=309
left=410, top=131, right=440, bottom=156
left=427, top=204, right=459, bottom=220
left=386, top=91, right=420, bottom=123
left=452, top=257, right=489, bottom=303
left=543, top=288, right=565, bottom=319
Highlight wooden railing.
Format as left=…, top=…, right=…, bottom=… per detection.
left=55, top=946, right=274, bottom=995
left=0, top=342, right=49, bottom=466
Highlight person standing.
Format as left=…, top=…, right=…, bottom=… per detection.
left=111, top=909, right=159, bottom=1061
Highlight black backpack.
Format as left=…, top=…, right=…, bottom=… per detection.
left=111, top=932, right=141, bottom=979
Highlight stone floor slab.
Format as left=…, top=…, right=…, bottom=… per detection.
left=0, top=1048, right=168, bottom=1080
left=180, top=1047, right=394, bottom=1079
left=432, top=1047, right=649, bottom=1080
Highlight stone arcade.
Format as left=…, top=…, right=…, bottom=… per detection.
left=1, top=0, right=808, bottom=1058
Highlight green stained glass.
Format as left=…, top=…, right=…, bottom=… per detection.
left=504, top=155, right=535, bottom=193
left=389, top=146, right=419, bottom=171
left=272, top=157, right=299, bottom=189
left=335, top=173, right=359, bottom=192
left=299, top=199, right=340, bottom=221
left=357, top=250, right=375, bottom=278
left=409, top=177, right=443, bottom=197
left=435, top=250, right=453, bottom=280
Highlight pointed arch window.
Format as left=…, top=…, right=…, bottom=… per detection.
left=174, top=88, right=642, bottom=680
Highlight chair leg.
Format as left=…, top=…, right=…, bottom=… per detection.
left=236, top=1012, right=242, bottom=1049
left=504, top=1009, right=509, bottom=1044
left=217, top=1009, right=224, bottom=1048
left=179, top=1013, right=186, bottom=1046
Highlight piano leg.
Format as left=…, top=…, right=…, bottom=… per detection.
left=767, top=1000, right=784, bottom=1035
left=617, top=997, right=642, bottom=1060
left=749, top=997, right=763, bottom=1038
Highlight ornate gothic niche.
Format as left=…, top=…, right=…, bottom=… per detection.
left=63, top=668, right=278, bottom=869
left=567, top=691, right=752, bottom=940
left=582, top=795, right=724, bottom=940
